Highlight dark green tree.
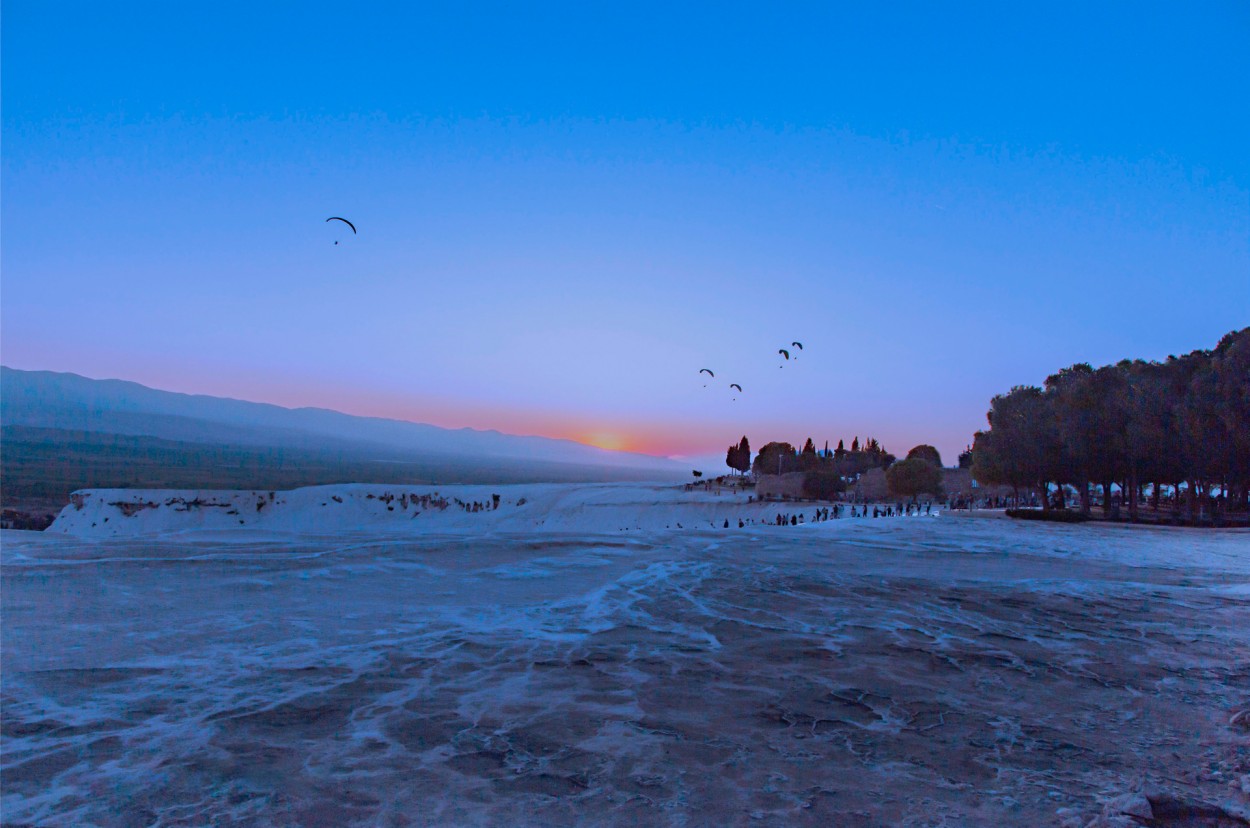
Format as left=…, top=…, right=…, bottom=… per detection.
left=1047, top=364, right=1129, bottom=514
left=802, top=471, right=846, bottom=500
left=732, top=435, right=752, bottom=474
left=905, top=445, right=943, bottom=468
left=799, top=437, right=822, bottom=471
left=1121, top=359, right=1178, bottom=520
left=1210, top=330, right=1250, bottom=508
left=971, top=385, right=1061, bottom=507
left=1181, top=346, right=1236, bottom=518
left=886, top=457, right=944, bottom=499
left=970, top=327, right=1248, bottom=521
left=752, top=441, right=798, bottom=476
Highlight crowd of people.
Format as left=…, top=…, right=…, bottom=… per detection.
left=711, top=500, right=938, bottom=529
left=945, top=494, right=1040, bottom=510
left=361, top=491, right=503, bottom=513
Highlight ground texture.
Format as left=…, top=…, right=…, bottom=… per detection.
left=3, top=515, right=1249, bottom=826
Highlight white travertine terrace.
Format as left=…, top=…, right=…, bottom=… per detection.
left=4, top=484, right=1248, bottom=825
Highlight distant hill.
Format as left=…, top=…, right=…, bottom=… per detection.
left=0, top=367, right=684, bottom=517
left=1, top=367, right=680, bottom=469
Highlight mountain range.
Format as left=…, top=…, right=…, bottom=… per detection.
left=0, top=367, right=685, bottom=517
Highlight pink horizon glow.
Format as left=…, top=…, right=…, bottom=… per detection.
left=3, top=348, right=976, bottom=463
left=1, top=350, right=717, bottom=458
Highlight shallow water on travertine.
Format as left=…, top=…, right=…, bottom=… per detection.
left=3, top=519, right=1249, bottom=826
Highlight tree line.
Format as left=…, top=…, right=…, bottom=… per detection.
left=725, top=435, right=897, bottom=478
left=970, top=328, right=1249, bottom=521
left=726, top=435, right=949, bottom=500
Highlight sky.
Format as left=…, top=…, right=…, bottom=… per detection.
left=3, top=2, right=1248, bottom=463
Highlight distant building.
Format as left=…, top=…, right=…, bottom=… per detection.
left=754, top=472, right=809, bottom=501
left=759, top=465, right=1004, bottom=504
left=850, top=468, right=889, bottom=501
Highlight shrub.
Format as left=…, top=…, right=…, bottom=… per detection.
left=802, top=471, right=846, bottom=501
left=885, top=457, right=944, bottom=498
left=905, top=444, right=943, bottom=468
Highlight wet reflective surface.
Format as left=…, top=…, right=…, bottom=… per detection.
left=4, top=519, right=1249, bottom=826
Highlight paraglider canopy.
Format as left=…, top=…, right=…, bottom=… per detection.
left=791, top=341, right=803, bottom=350
left=699, top=368, right=715, bottom=377
left=778, top=349, right=790, bottom=360
left=729, top=383, right=742, bottom=392
left=326, top=217, right=357, bottom=234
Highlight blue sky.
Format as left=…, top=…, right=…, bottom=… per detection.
left=3, top=2, right=1247, bottom=460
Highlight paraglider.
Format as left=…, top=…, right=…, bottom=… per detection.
left=778, top=348, right=790, bottom=367
left=326, top=216, right=356, bottom=245
left=699, top=368, right=715, bottom=387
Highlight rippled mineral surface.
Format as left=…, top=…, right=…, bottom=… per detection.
left=3, top=519, right=1249, bottom=826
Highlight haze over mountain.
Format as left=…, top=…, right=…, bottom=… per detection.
left=1, top=367, right=686, bottom=521
left=1, top=367, right=683, bottom=471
